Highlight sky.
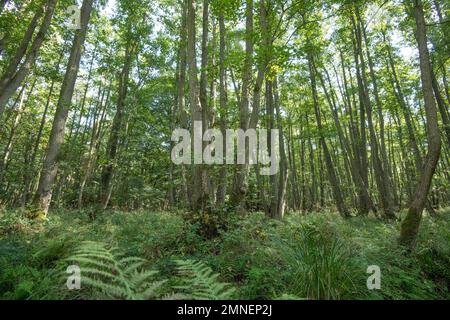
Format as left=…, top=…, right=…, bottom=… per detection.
left=100, top=0, right=417, bottom=61
left=104, top=0, right=116, bottom=18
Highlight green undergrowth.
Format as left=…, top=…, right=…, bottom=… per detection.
left=0, top=207, right=449, bottom=300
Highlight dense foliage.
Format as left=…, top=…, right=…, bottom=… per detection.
left=0, top=0, right=449, bottom=300
left=1, top=208, right=449, bottom=300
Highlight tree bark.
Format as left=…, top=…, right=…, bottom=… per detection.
left=0, top=83, right=29, bottom=186
left=273, top=78, right=288, bottom=219
left=216, top=13, right=228, bottom=206
left=230, top=0, right=254, bottom=208
left=230, top=0, right=267, bottom=211
left=308, top=54, right=349, bottom=218
left=176, top=0, right=190, bottom=205
left=0, top=0, right=56, bottom=118
left=101, top=41, right=134, bottom=210
left=431, top=69, right=450, bottom=148
left=31, top=0, right=93, bottom=218
left=187, top=0, right=208, bottom=212
left=353, top=12, right=395, bottom=219
left=79, top=82, right=110, bottom=208
left=399, top=0, right=442, bottom=249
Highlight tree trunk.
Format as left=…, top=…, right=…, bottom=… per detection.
left=431, top=69, right=450, bottom=148
left=0, top=0, right=56, bottom=118
left=31, top=0, right=93, bottom=218
left=273, top=78, right=288, bottom=219
left=0, top=83, right=29, bottom=186
left=308, top=54, right=349, bottom=218
left=0, top=4, right=43, bottom=93
left=360, top=15, right=395, bottom=212
left=101, top=41, right=133, bottom=209
left=399, top=0, right=442, bottom=249
left=187, top=0, right=208, bottom=212
left=216, top=13, right=228, bottom=206
left=23, top=48, right=65, bottom=203
left=353, top=12, right=395, bottom=219
left=79, top=82, right=110, bottom=208
left=319, top=63, right=374, bottom=216
left=230, top=0, right=267, bottom=211
left=176, top=0, right=190, bottom=205
left=230, top=0, right=254, bottom=208
left=340, top=49, right=374, bottom=214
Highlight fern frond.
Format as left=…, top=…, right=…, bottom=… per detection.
left=130, top=269, right=158, bottom=283
left=136, top=280, right=168, bottom=300
left=123, top=261, right=147, bottom=275
left=174, top=259, right=236, bottom=300
left=65, top=241, right=165, bottom=300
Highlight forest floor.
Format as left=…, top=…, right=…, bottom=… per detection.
left=0, top=208, right=449, bottom=300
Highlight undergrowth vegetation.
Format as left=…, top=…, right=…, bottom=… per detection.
left=0, top=208, right=449, bottom=300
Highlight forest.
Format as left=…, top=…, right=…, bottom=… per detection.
left=0, top=0, right=449, bottom=300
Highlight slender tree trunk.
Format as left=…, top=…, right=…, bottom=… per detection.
left=308, top=54, right=349, bottom=218
left=216, top=13, right=228, bottom=206
left=432, top=0, right=449, bottom=54
left=384, top=33, right=438, bottom=214
left=199, top=0, right=209, bottom=122
left=101, top=42, right=133, bottom=209
left=399, top=0, right=442, bottom=248
left=273, top=78, right=288, bottom=219
left=230, top=0, right=254, bottom=208
left=360, top=16, right=395, bottom=211
left=340, top=49, right=374, bottom=214
left=0, top=0, right=56, bottom=118
left=230, top=0, right=267, bottom=211
left=177, top=0, right=190, bottom=205
left=23, top=48, right=65, bottom=203
left=320, top=64, right=374, bottom=215
left=306, top=114, right=317, bottom=210
left=31, top=0, right=93, bottom=218
left=267, top=80, right=278, bottom=217
left=287, top=118, right=300, bottom=210
left=0, top=84, right=28, bottom=186
left=73, top=48, right=96, bottom=139
left=353, top=13, right=395, bottom=219
left=0, top=3, right=43, bottom=97
left=431, top=69, right=450, bottom=148
left=79, top=82, right=110, bottom=208
left=187, top=0, right=207, bottom=212
left=199, top=0, right=213, bottom=204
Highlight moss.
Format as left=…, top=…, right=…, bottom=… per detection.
left=399, top=208, right=423, bottom=249
left=25, top=206, right=47, bottom=221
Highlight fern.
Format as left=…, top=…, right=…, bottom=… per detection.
left=173, top=259, right=236, bottom=300
left=65, top=241, right=166, bottom=299
left=65, top=242, right=235, bottom=300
